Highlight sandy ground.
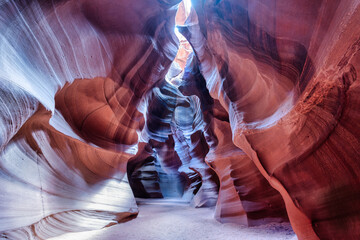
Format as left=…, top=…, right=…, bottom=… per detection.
left=50, top=199, right=298, bottom=240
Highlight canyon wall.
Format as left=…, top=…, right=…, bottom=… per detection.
left=0, top=0, right=359, bottom=239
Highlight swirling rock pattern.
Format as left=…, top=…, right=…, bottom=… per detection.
left=0, top=107, right=137, bottom=239
left=0, top=0, right=360, bottom=239
left=0, top=0, right=179, bottom=238
left=185, top=0, right=360, bottom=239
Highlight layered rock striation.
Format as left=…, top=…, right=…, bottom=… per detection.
left=0, top=0, right=360, bottom=239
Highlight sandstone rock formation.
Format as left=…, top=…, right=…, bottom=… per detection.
left=0, top=0, right=359, bottom=239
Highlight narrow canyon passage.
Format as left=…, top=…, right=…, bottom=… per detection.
left=49, top=198, right=296, bottom=240
left=1, top=0, right=360, bottom=240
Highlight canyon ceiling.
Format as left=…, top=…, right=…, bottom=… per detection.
left=0, top=0, right=360, bottom=239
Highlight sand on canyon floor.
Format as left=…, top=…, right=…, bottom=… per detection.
left=49, top=198, right=298, bottom=240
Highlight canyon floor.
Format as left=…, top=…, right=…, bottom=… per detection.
left=49, top=199, right=298, bottom=240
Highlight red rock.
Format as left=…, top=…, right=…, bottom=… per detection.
left=0, top=0, right=359, bottom=239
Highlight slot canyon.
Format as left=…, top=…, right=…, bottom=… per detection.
left=0, top=0, right=360, bottom=239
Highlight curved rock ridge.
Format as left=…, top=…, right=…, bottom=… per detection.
left=0, top=0, right=181, bottom=238
left=136, top=78, right=218, bottom=205
left=0, top=107, right=137, bottom=239
left=179, top=54, right=288, bottom=224
left=207, top=118, right=289, bottom=226
left=0, top=0, right=360, bottom=239
left=184, top=0, right=360, bottom=239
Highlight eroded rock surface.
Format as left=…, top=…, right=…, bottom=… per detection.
left=0, top=0, right=360, bottom=239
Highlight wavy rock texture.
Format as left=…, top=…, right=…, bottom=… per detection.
left=207, top=118, right=289, bottom=226
left=179, top=55, right=288, bottom=224
left=0, top=107, right=137, bottom=239
left=0, top=0, right=180, bottom=238
left=1, top=0, right=360, bottom=239
left=184, top=0, right=360, bottom=239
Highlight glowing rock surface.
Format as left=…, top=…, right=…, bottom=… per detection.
left=0, top=0, right=360, bottom=239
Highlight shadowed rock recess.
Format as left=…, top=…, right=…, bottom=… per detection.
left=0, top=0, right=359, bottom=239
